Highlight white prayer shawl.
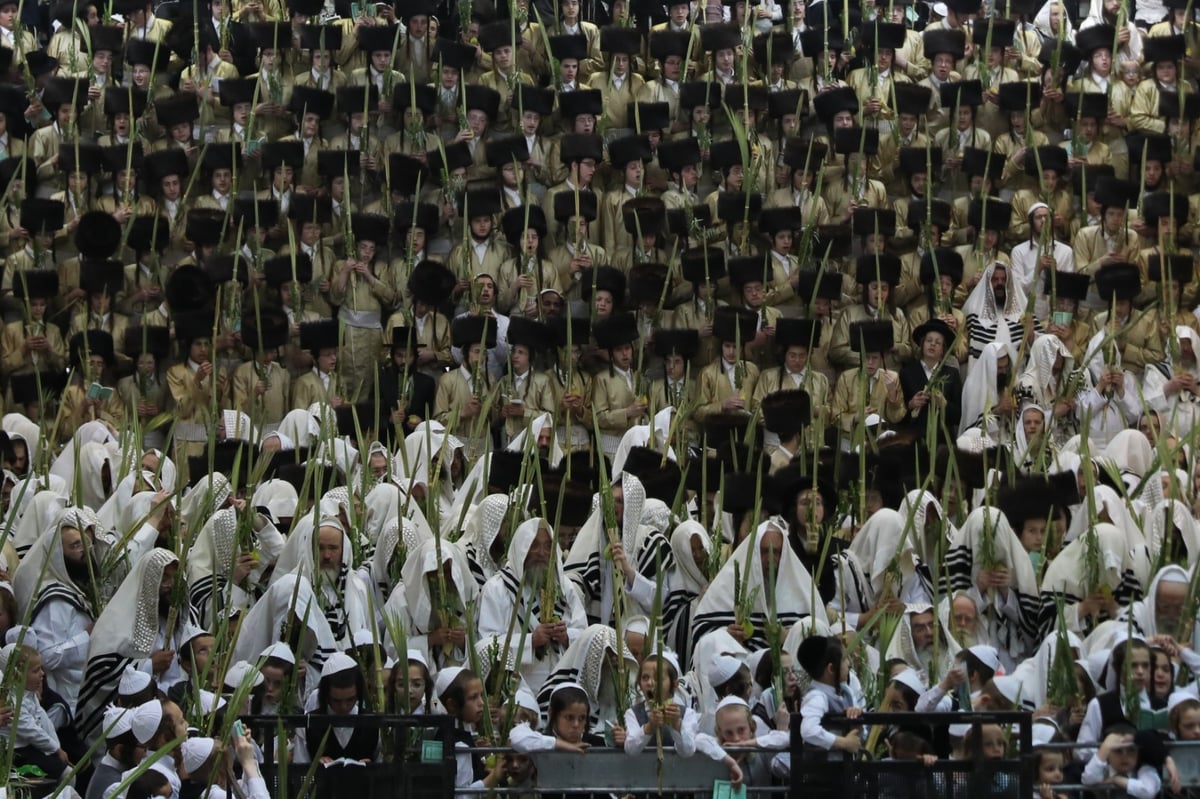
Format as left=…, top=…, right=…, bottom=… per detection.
left=1, top=413, right=41, bottom=475
left=687, top=628, right=748, bottom=717
left=272, top=518, right=369, bottom=648
left=945, top=506, right=1042, bottom=663
left=363, top=483, right=401, bottom=548
left=897, top=490, right=956, bottom=568
left=665, top=521, right=712, bottom=670
left=1123, top=564, right=1199, bottom=648
left=368, top=517, right=427, bottom=615
left=537, top=624, right=639, bottom=732
left=96, top=470, right=161, bottom=534
left=692, top=520, right=816, bottom=655
left=187, top=507, right=284, bottom=628
left=1142, top=500, right=1199, bottom=566
left=450, top=451, right=492, bottom=515
left=77, top=548, right=179, bottom=745
left=1081, top=0, right=1143, bottom=60
left=277, top=408, right=317, bottom=449
left=963, top=262, right=1028, bottom=363
left=831, top=509, right=924, bottom=619
left=462, top=494, right=513, bottom=588
left=252, top=479, right=299, bottom=526
left=611, top=407, right=678, bottom=476
left=1143, top=327, right=1200, bottom=437
left=399, top=537, right=479, bottom=668
left=959, top=340, right=1017, bottom=436
left=1032, top=0, right=1075, bottom=41
left=477, top=518, right=588, bottom=689
left=506, top=412, right=565, bottom=467
left=77, top=441, right=118, bottom=513
left=1039, top=522, right=1149, bottom=636
left=179, top=473, right=233, bottom=536
left=883, top=602, right=961, bottom=686
left=564, top=473, right=648, bottom=623
left=1081, top=329, right=1142, bottom=446
left=1010, top=627, right=1084, bottom=711
left=12, top=490, right=68, bottom=555
left=1104, top=429, right=1154, bottom=481
left=49, top=421, right=117, bottom=488
left=230, top=573, right=338, bottom=698
left=15, top=508, right=96, bottom=712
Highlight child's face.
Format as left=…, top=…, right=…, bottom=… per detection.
left=1107, top=737, right=1138, bottom=774
left=1153, top=651, right=1172, bottom=695
left=554, top=700, right=589, bottom=743
left=1178, top=708, right=1200, bottom=740
left=1128, top=646, right=1151, bottom=690
left=715, top=707, right=752, bottom=746
left=405, top=665, right=426, bottom=711
left=188, top=634, right=216, bottom=683
left=1037, top=752, right=1063, bottom=784
left=979, top=725, right=1006, bottom=759
left=638, top=660, right=674, bottom=702
left=24, top=653, right=43, bottom=692
left=459, top=678, right=486, bottom=724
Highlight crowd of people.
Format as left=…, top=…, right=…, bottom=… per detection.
left=0, top=0, right=1198, bottom=796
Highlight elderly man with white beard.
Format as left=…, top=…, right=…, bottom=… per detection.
left=477, top=518, right=588, bottom=688
left=273, top=517, right=372, bottom=650
left=1143, top=326, right=1200, bottom=438
left=884, top=603, right=961, bottom=687
left=1120, top=565, right=1200, bottom=670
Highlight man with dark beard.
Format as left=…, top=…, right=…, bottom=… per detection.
left=13, top=509, right=100, bottom=715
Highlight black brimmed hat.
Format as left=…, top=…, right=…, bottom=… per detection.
left=19, top=199, right=65, bottom=237
left=849, top=320, right=894, bottom=354
left=1095, top=262, right=1141, bottom=302
left=855, top=254, right=902, bottom=286
left=712, top=306, right=758, bottom=343
left=299, top=319, right=341, bottom=353
left=451, top=315, right=498, bottom=349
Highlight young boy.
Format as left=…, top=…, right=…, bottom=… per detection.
left=1081, top=726, right=1163, bottom=798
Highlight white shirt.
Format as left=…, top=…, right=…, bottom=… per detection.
left=611, top=75, right=626, bottom=90
left=471, top=239, right=489, bottom=263
left=613, top=365, right=634, bottom=391
left=212, top=189, right=229, bottom=210
left=314, top=367, right=330, bottom=390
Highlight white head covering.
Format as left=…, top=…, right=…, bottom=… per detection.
left=537, top=625, right=639, bottom=732
left=401, top=537, right=479, bottom=639
left=253, top=479, right=300, bottom=525
left=130, top=700, right=163, bottom=745
left=1, top=413, right=41, bottom=477
left=119, top=666, right=153, bottom=696
left=959, top=340, right=1017, bottom=436
left=963, top=261, right=1027, bottom=326
left=180, top=737, right=215, bottom=774
left=231, top=574, right=338, bottom=679
left=13, top=506, right=95, bottom=616
left=507, top=412, right=565, bottom=467
left=102, top=705, right=134, bottom=738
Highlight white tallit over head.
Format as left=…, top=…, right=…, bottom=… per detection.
left=2, top=413, right=41, bottom=475
left=963, top=261, right=1027, bottom=324
left=1128, top=563, right=1195, bottom=642
left=186, top=506, right=239, bottom=586
left=277, top=408, right=317, bottom=449
left=230, top=573, right=338, bottom=676
left=1042, top=522, right=1143, bottom=599
left=883, top=602, right=961, bottom=685
left=845, top=508, right=918, bottom=602
left=12, top=489, right=69, bottom=554
left=1104, top=429, right=1154, bottom=480
left=507, top=412, right=565, bottom=467
left=670, top=521, right=711, bottom=597
left=49, top=421, right=117, bottom=487
left=950, top=505, right=1040, bottom=597
left=363, top=482, right=401, bottom=546
left=97, top=471, right=161, bottom=533
left=369, top=516, right=427, bottom=604
left=1010, top=625, right=1084, bottom=711
left=88, top=548, right=178, bottom=661
left=253, top=478, right=300, bottom=525
left=77, top=441, right=118, bottom=512
left=464, top=493, right=513, bottom=585
left=400, top=537, right=479, bottom=634
left=1144, top=500, right=1199, bottom=566
left=505, top=516, right=567, bottom=587
left=896, top=489, right=955, bottom=566
left=13, top=507, right=94, bottom=616
left=1032, top=0, right=1075, bottom=40
left=537, top=623, right=639, bottom=730
left=611, top=407, right=678, bottom=477
left=959, top=340, right=1017, bottom=436
left=179, top=473, right=232, bottom=535
left=1020, top=334, right=1073, bottom=406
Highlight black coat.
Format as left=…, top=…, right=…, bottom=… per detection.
left=898, top=360, right=962, bottom=432
left=377, top=366, right=437, bottom=446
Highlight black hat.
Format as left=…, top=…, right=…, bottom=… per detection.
left=861, top=21, right=907, bottom=52
left=80, top=258, right=124, bottom=298
left=334, top=403, right=375, bottom=437
left=759, top=207, right=803, bottom=237
left=76, top=211, right=122, bottom=258
left=650, top=30, right=690, bottom=62
left=143, top=148, right=189, bottom=186
left=357, top=23, right=400, bottom=53
left=581, top=266, right=626, bottom=302
left=11, top=270, right=58, bottom=300
left=184, top=209, right=226, bottom=247
left=973, top=19, right=1015, bottom=48
left=782, top=137, right=828, bottom=171
left=260, top=141, right=305, bottom=172
left=549, top=34, right=590, bottom=63
left=1157, top=91, right=1200, bottom=121
left=833, top=127, right=879, bottom=156
left=231, top=198, right=279, bottom=230
left=1064, top=91, right=1108, bottom=120
left=124, top=326, right=171, bottom=360
left=609, top=134, right=652, bottom=168
left=849, top=320, right=894, bottom=354
left=506, top=316, right=554, bottom=352
left=104, top=87, right=148, bottom=119
left=560, top=135, right=606, bottom=169
left=796, top=271, right=842, bottom=303
left=600, top=25, right=643, bottom=56
left=851, top=207, right=897, bottom=238
left=558, top=90, right=604, bottom=120
left=299, top=319, right=341, bottom=353
left=709, top=139, right=746, bottom=173
left=962, top=147, right=1006, bottom=180
left=1142, top=191, right=1188, bottom=224
left=1095, top=262, right=1141, bottom=302
left=263, top=254, right=313, bottom=287
left=768, top=89, right=807, bottom=120
left=0, top=88, right=31, bottom=139
left=406, top=260, right=455, bottom=306
left=939, top=80, right=984, bottom=109
left=996, top=80, right=1043, bottom=112
left=898, top=146, right=942, bottom=176
left=552, top=189, right=598, bottom=223
left=653, top=328, right=700, bottom=359
left=919, top=249, right=964, bottom=286
left=458, top=187, right=502, bottom=220
left=172, top=307, right=219, bottom=345
left=699, top=22, right=739, bottom=53
left=679, top=247, right=726, bottom=284
left=967, top=197, right=1013, bottom=232
left=297, top=24, right=343, bottom=51
left=761, top=390, right=811, bottom=437
left=906, top=198, right=952, bottom=233
left=724, top=85, right=770, bottom=113
left=1126, top=132, right=1173, bottom=168
left=289, top=86, right=335, bottom=120
left=153, top=93, right=199, bottom=128
left=1147, top=254, right=1194, bottom=286
left=393, top=83, right=435, bottom=115
left=125, top=38, right=171, bottom=70
left=923, top=28, right=966, bottom=59
left=799, top=28, right=846, bottom=55
left=166, top=265, right=216, bottom=310
left=1075, top=25, right=1116, bottom=56
left=716, top=192, right=763, bottom=224
left=892, top=83, right=933, bottom=117
left=70, top=330, right=116, bottom=368
left=628, top=262, right=670, bottom=305
left=812, top=86, right=859, bottom=123
left=288, top=194, right=334, bottom=225
left=775, top=317, right=822, bottom=351
left=316, top=149, right=361, bottom=179
left=218, top=78, right=258, bottom=108
left=389, top=325, right=419, bottom=353
left=855, top=254, right=902, bottom=286
left=351, top=213, right=390, bottom=246
left=43, top=77, right=88, bottom=113
left=712, top=306, right=757, bottom=343
left=247, top=21, right=291, bottom=50
left=100, top=143, right=143, bottom=176
left=501, top=205, right=548, bottom=244
left=1024, top=145, right=1069, bottom=176
left=451, top=315, right=498, bottom=349
left=667, top=205, right=713, bottom=239
left=58, top=142, right=103, bottom=176
left=19, top=199, right=64, bottom=237
left=911, top=318, right=956, bottom=349
left=627, top=102, right=672, bottom=133
left=679, top=81, right=723, bottom=110
left=513, top=83, right=554, bottom=117
left=338, top=85, right=380, bottom=117
left=728, top=256, right=768, bottom=290
left=476, top=20, right=513, bottom=53
left=465, top=85, right=501, bottom=119
left=622, top=196, right=666, bottom=236
left=551, top=315, right=591, bottom=348
left=753, top=30, right=794, bottom=66
left=127, top=215, right=171, bottom=254
left=202, top=142, right=242, bottom=175
left=241, top=310, right=290, bottom=352
left=430, top=141, right=474, bottom=176
left=1092, top=176, right=1135, bottom=209
left=435, top=38, right=477, bottom=70
left=1144, top=34, right=1186, bottom=64
left=1047, top=271, right=1090, bottom=301
left=394, top=201, right=439, bottom=234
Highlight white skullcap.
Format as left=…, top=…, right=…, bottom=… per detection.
left=1160, top=571, right=1190, bottom=584
left=948, top=723, right=971, bottom=739
left=626, top=616, right=650, bottom=636
left=549, top=681, right=586, bottom=699
left=1027, top=203, right=1050, bottom=217
left=966, top=645, right=1002, bottom=673
left=715, top=696, right=750, bottom=711
left=353, top=629, right=381, bottom=649
left=130, top=700, right=163, bottom=745
left=515, top=689, right=540, bottom=714
left=260, top=643, right=296, bottom=665
left=407, top=649, right=429, bottom=670
left=119, top=666, right=153, bottom=697
left=1168, top=688, right=1200, bottom=712
left=320, top=652, right=358, bottom=681
left=5, top=626, right=37, bottom=650
left=744, top=650, right=768, bottom=681
left=992, top=675, right=1023, bottom=705
left=708, top=655, right=743, bottom=687
left=891, top=668, right=926, bottom=695
left=658, top=650, right=682, bottom=678
left=435, top=666, right=467, bottom=698
left=384, top=657, right=396, bottom=670
left=180, top=737, right=215, bottom=774
left=224, top=660, right=265, bottom=690
left=195, top=690, right=227, bottom=715
left=102, top=705, right=133, bottom=739
left=931, top=2, right=948, bottom=15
